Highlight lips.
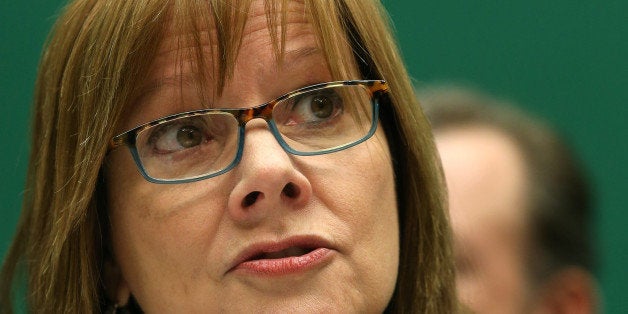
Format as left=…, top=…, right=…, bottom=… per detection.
left=252, top=246, right=314, bottom=260
left=229, top=236, right=334, bottom=276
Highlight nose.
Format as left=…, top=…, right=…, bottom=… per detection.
left=227, top=119, right=312, bottom=226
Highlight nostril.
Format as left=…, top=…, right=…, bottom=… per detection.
left=242, top=191, right=261, bottom=207
left=282, top=182, right=300, bottom=199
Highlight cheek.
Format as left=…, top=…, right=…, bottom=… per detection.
left=104, top=151, right=232, bottom=297
left=308, top=130, right=399, bottom=303
left=319, top=131, right=398, bottom=243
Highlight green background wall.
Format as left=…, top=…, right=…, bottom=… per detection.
left=1, top=1, right=626, bottom=312
left=382, top=1, right=627, bottom=312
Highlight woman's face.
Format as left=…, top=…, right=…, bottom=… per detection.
left=105, top=2, right=399, bottom=312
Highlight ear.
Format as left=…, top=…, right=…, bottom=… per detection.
left=534, top=267, right=598, bottom=314
left=103, top=257, right=131, bottom=307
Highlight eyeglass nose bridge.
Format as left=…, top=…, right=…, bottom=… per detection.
left=235, top=100, right=278, bottom=125
left=230, top=99, right=300, bottom=156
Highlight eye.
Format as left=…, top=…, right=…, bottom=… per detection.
left=148, top=119, right=209, bottom=154
left=308, top=94, right=335, bottom=119
left=286, top=90, right=343, bottom=125
left=175, top=126, right=203, bottom=148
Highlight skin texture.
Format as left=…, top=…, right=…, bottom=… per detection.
left=435, top=126, right=532, bottom=314
left=104, top=1, right=399, bottom=312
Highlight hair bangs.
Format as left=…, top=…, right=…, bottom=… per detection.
left=163, top=0, right=364, bottom=103
left=166, top=0, right=292, bottom=101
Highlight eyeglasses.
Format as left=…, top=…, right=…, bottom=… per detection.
left=108, top=80, right=388, bottom=184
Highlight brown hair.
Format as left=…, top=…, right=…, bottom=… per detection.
left=0, top=1, right=455, bottom=312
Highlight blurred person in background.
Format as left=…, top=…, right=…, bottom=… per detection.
left=421, top=85, right=598, bottom=314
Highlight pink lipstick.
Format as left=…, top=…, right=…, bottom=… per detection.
left=230, top=236, right=334, bottom=276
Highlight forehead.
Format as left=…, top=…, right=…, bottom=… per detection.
left=436, top=126, right=529, bottom=237
left=153, top=0, right=315, bottom=82
left=121, top=0, right=355, bottom=129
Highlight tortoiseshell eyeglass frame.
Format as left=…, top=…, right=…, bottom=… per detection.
left=108, top=80, right=389, bottom=184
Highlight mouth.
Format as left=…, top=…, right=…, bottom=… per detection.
left=229, top=236, right=334, bottom=276
left=249, top=246, right=316, bottom=260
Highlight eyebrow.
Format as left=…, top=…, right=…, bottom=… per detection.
left=136, top=46, right=323, bottom=102
left=280, top=46, right=322, bottom=68
left=137, top=74, right=197, bottom=102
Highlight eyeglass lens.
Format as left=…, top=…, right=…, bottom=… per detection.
left=134, top=84, right=374, bottom=181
